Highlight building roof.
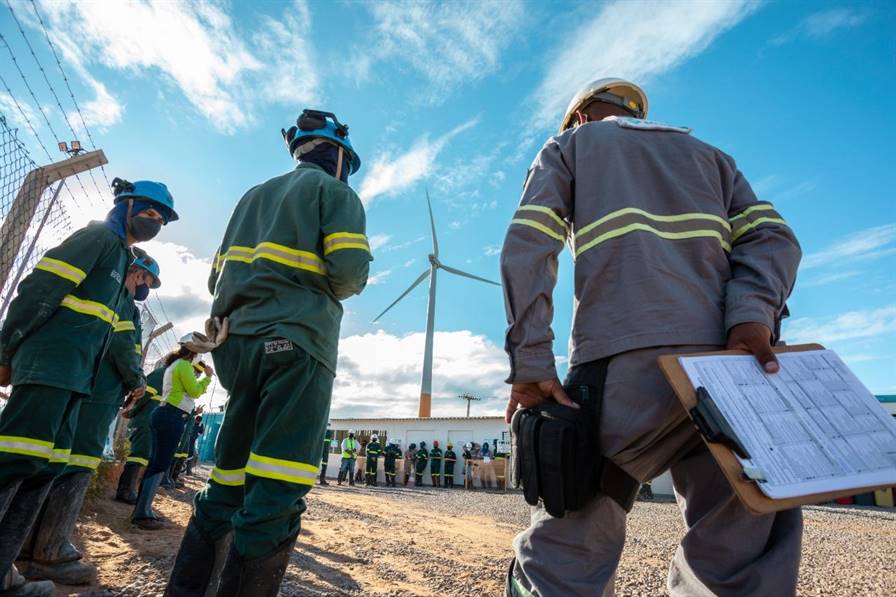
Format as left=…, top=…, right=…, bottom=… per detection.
left=877, top=395, right=896, bottom=403
left=330, top=416, right=504, bottom=422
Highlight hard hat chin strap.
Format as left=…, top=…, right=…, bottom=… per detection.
left=335, top=146, right=344, bottom=181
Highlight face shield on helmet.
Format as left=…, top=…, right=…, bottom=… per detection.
left=559, top=77, right=649, bottom=133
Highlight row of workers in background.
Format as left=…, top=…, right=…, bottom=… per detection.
left=325, top=430, right=504, bottom=489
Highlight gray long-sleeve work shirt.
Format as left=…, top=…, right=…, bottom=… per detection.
left=501, top=116, right=801, bottom=383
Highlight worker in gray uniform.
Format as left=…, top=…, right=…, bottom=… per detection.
left=501, top=77, right=802, bottom=597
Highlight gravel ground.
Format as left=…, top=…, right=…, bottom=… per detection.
left=70, top=477, right=896, bottom=596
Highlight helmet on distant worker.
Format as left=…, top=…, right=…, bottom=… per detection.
left=281, top=109, right=361, bottom=177
left=130, top=248, right=161, bottom=289
left=112, top=177, right=178, bottom=223
left=447, top=443, right=453, bottom=449
left=558, top=77, right=648, bottom=133
left=409, top=443, right=416, bottom=450
left=371, top=434, right=379, bottom=442
left=348, top=429, right=356, bottom=436
left=433, top=440, right=439, bottom=448
left=419, top=441, right=426, bottom=448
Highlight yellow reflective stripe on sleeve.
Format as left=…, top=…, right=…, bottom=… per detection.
left=0, top=435, right=54, bottom=459
left=49, top=448, right=71, bottom=464
left=35, top=257, right=87, bottom=285
left=211, top=466, right=246, bottom=487
left=731, top=217, right=788, bottom=243
left=729, top=203, right=789, bottom=243
left=135, top=343, right=142, bottom=355
left=114, top=320, right=135, bottom=332
left=216, top=243, right=326, bottom=275
left=60, top=295, right=117, bottom=325
left=577, top=207, right=730, bottom=237
left=68, top=454, right=101, bottom=470
left=728, top=203, right=777, bottom=223
left=150, top=395, right=163, bottom=402
left=146, top=386, right=158, bottom=396
left=517, top=205, right=570, bottom=234
left=245, top=452, right=318, bottom=486
left=323, top=232, right=371, bottom=256
left=511, top=218, right=566, bottom=241
left=126, top=456, right=149, bottom=466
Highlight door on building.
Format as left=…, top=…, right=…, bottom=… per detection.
left=447, top=430, right=473, bottom=485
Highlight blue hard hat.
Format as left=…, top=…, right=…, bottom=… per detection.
left=282, top=109, right=361, bottom=174
left=112, top=178, right=179, bottom=222
left=132, top=253, right=161, bottom=288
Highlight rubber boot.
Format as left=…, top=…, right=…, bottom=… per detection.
left=132, top=472, right=165, bottom=530
left=171, top=461, right=185, bottom=489
left=115, top=463, right=141, bottom=504
left=164, top=518, right=232, bottom=597
left=0, top=477, right=54, bottom=576
left=0, top=565, right=54, bottom=597
left=318, top=466, right=328, bottom=486
left=336, top=470, right=343, bottom=486
left=215, top=534, right=297, bottom=597
left=16, top=472, right=96, bottom=585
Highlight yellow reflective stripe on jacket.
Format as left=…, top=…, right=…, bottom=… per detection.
left=135, top=343, right=142, bottom=356
left=60, top=295, right=118, bottom=325
left=68, top=454, right=101, bottom=470
left=245, top=452, right=318, bottom=486
left=211, top=466, right=246, bottom=487
left=49, top=448, right=71, bottom=464
left=0, top=435, right=54, bottom=459
left=174, top=452, right=189, bottom=459
left=574, top=208, right=732, bottom=257
left=35, top=257, right=87, bottom=285
left=114, top=320, right=135, bottom=332
left=126, top=456, right=149, bottom=466
left=146, top=386, right=158, bottom=396
left=323, top=232, right=371, bottom=256
left=216, top=242, right=326, bottom=276
left=729, top=203, right=788, bottom=243
left=511, top=205, right=569, bottom=242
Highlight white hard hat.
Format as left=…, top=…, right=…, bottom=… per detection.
left=178, top=332, right=210, bottom=353
left=371, top=434, right=379, bottom=441
left=464, top=442, right=472, bottom=449
left=348, top=429, right=356, bottom=434
left=559, top=77, right=648, bottom=133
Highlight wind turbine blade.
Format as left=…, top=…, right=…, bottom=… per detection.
left=439, top=263, right=502, bottom=286
left=426, top=189, right=439, bottom=258
left=372, top=269, right=432, bottom=322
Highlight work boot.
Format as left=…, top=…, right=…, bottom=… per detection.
left=0, top=477, right=54, bottom=575
left=115, top=463, right=142, bottom=504
left=215, top=534, right=297, bottom=597
left=0, top=565, right=54, bottom=597
left=336, top=470, right=344, bottom=486
left=132, top=472, right=165, bottom=530
left=171, top=461, right=186, bottom=489
left=16, top=472, right=96, bottom=585
left=164, top=518, right=231, bottom=597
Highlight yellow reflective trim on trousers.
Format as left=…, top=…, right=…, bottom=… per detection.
left=517, top=205, right=569, bottom=233
left=575, top=223, right=732, bottom=257
left=60, top=295, right=117, bottom=325
left=114, top=320, right=135, bottom=332
left=211, top=466, right=246, bottom=487
left=127, top=456, right=149, bottom=466
left=511, top=218, right=566, bottom=242
left=217, top=243, right=326, bottom=275
left=49, top=448, right=71, bottom=464
left=0, top=435, right=54, bottom=459
left=731, top=217, right=788, bottom=243
left=245, top=452, right=318, bottom=486
left=68, top=454, right=101, bottom=469
left=577, top=207, right=730, bottom=238
left=729, top=203, right=777, bottom=223
left=35, top=257, right=87, bottom=285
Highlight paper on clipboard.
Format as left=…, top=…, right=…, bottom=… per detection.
left=679, top=349, right=896, bottom=499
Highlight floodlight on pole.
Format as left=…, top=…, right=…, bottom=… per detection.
left=373, top=190, right=501, bottom=418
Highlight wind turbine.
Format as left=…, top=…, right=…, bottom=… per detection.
left=373, top=191, right=501, bottom=418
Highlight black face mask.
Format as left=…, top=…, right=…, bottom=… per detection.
left=134, top=284, right=150, bottom=301
left=128, top=216, right=162, bottom=242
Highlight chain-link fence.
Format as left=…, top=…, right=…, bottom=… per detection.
left=0, top=114, right=72, bottom=320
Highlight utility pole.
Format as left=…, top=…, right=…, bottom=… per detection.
left=457, top=393, right=481, bottom=418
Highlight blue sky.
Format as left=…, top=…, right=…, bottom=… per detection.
left=1, top=0, right=894, bottom=416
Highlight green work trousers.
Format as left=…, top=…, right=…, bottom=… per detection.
left=63, top=398, right=120, bottom=474
left=127, top=415, right=154, bottom=466
left=193, top=335, right=333, bottom=559
left=0, top=384, right=83, bottom=485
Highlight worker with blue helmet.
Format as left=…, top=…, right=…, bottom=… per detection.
left=0, top=177, right=177, bottom=589
left=281, top=109, right=361, bottom=182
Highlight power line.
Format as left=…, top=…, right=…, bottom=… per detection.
left=28, top=0, right=111, bottom=190
left=4, top=1, right=102, bottom=203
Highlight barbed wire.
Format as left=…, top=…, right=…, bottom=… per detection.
left=27, top=0, right=112, bottom=191
left=3, top=1, right=103, bottom=204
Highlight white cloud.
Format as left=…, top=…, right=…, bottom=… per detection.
left=403, top=258, right=417, bottom=268
left=802, top=223, right=896, bottom=270
left=358, top=0, right=524, bottom=102
left=367, top=269, right=392, bottom=285
left=331, top=330, right=509, bottom=418
left=484, top=244, right=501, bottom=257
left=772, top=8, right=869, bottom=45
left=0, top=93, right=42, bottom=131
left=783, top=305, right=896, bottom=345
left=368, top=233, right=392, bottom=252
left=799, top=270, right=862, bottom=289
left=530, top=0, right=759, bottom=128
left=359, top=118, right=477, bottom=205
left=34, top=0, right=318, bottom=133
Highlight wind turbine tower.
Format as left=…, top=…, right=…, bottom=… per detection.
left=373, top=192, right=500, bottom=417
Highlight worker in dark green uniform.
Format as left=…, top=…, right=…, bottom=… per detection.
left=116, top=364, right=166, bottom=503
left=166, top=108, right=370, bottom=597
left=0, top=178, right=176, bottom=595
left=16, top=253, right=159, bottom=586
left=365, top=435, right=382, bottom=487
left=318, top=427, right=333, bottom=486
left=443, top=444, right=457, bottom=488
left=415, top=441, right=429, bottom=486
left=429, top=441, right=443, bottom=487
left=383, top=440, right=402, bottom=488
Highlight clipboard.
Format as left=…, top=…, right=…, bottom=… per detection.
left=657, top=343, right=891, bottom=514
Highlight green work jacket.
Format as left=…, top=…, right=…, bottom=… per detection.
left=0, top=222, right=129, bottom=394
left=429, top=447, right=443, bottom=472
left=208, top=163, right=371, bottom=373
left=383, top=444, right=402, bottom=466
left=89, top=295, right=144, bottom=405
left=366, top=441, right=382, bottom=460
left=128, top=366, right=165, bottom=427
left=416, top=448, right=429, bottom=464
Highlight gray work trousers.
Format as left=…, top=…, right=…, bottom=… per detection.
left=512, top=345, right=803, bottom=596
